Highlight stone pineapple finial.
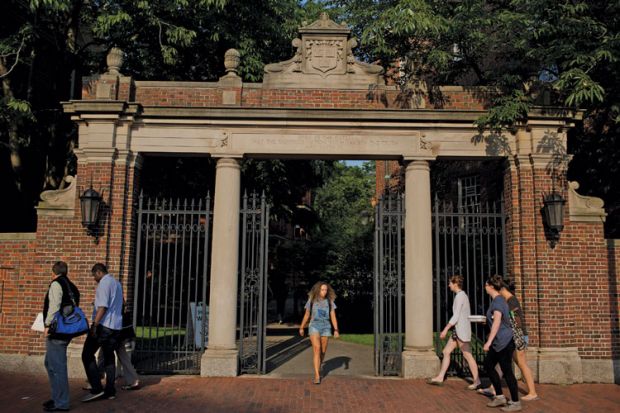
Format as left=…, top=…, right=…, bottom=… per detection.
left=106, top=47, right=124, bottom=75
left=224, top=48, right=240, bottom=74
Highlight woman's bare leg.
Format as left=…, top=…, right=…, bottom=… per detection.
left=514, top=349, right=538, bottom=400
left=320, top=336, right=329, bottom=365
left=310, top=334, right=321, bottom=381
left=431, top=338, right=457, bottom=382
left=458, top=341, right=481, bottom=386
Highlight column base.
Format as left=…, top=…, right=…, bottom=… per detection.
left=536, top=347, right=583, bottom=384
left=201, top=348, right=238, bottom=377
left=402, top=348, right=439, bottom=379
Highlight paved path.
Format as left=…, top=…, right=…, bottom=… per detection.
left=3, top=373, right=619, bottom=413
left=267, top=337, right=374, bottom=377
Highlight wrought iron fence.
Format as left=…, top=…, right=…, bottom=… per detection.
left=432, top=196, right=506, bottom=375
left=132, top=193, right=212, bottom=374
left=374, top=193, right=404, bottom=376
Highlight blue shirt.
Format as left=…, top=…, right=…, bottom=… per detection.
left=305, top=298, right=336, bottom=327
left=94, top=274, right=124, bottom=330
left=486, top=295, right=513, bottom=351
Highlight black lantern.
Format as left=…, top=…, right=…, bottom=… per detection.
left=542, top=192, right=566, bottom=248
left=80, top=186, right=102, bottom=235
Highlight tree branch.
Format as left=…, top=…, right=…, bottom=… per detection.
left=0, top=35, right=26, bottom=78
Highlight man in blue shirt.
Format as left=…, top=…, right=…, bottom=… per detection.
left=81, top=263, right=124, bottom=402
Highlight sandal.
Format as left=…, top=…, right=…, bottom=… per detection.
left=467, top=383, right=482, bottom=390
left=121, top=382, right=140, bottom=391
left=477, top=388, right=495, bottom=397
left=425, top=378, right=444, bottom=386
left=522, top=394, right=540, bottom=401
left=313, top=377, right=321, bottom=385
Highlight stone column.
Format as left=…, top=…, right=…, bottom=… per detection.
left=201, top=157, right=241, bottom=376
left=402, top=159, right=439, bottom=378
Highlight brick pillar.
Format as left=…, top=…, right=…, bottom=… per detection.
left=504, top=150, right=615, bottom=383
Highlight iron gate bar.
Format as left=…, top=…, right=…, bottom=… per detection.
left=238, top=192, right=270, bottom=374
left=432, top=197, right=505, bottom=375
left=132, top=193, right=212, bottom=374
left=374, top=193, right=404, bottom=376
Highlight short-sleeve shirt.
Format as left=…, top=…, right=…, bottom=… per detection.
left=94, top=274, right=124, bottom=330
left=507, top=295, right=528, bottom=336
left=305, top=298, right=336, bottom=326
left=486, top=295, right=513, bottom=351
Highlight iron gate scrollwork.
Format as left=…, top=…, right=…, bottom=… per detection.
left=238, top=192, right=270, bottom=374
left=132, top=193, right=212, bottom=374
left=432, top=196, right=506, bottom=374
left=374, top=193, right=404, bottom=376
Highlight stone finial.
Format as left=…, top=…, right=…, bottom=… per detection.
left=568, top=181, right=606, bottom=222
left=106, top=47, right=124, bottom=75
left=224, top=49, right=241, bottom=74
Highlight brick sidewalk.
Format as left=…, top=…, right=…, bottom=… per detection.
left=3, top=374, right=619, bottom=413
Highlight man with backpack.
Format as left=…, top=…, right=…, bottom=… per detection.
left=42, top=261, right=81, bottom=412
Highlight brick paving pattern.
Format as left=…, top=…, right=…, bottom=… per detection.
left=3, top=374, right=619, bottom=413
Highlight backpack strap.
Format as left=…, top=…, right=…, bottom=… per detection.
left=55, top=276, right=77, bottom=307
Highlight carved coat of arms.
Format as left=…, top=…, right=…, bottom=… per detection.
left=305, top=40, right=343, bottom=75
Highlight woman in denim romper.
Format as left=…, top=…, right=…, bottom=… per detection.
left=299, top=282, right=340, bottom=384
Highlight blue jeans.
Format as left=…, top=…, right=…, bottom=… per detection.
left=45, top=338, right=71, bottom=409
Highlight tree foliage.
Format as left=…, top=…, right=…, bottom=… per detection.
left=0, top=0, right=323, bottom=231
left=328, top=0, right=620, bottom=236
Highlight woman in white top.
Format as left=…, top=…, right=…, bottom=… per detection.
left=427, top=275, right=481, bottom=389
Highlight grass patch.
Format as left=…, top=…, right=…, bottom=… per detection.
left=135, top=326, right=186, bottom=339
left=338, top=334, right=374, bottom=346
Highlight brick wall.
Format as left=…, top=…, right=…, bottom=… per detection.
left=80, top=75, right=492, bottom=110
left=0, top=156, right=140, bottom=356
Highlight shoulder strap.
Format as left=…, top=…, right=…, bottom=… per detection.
left=55, top=276, right=77, bottom=307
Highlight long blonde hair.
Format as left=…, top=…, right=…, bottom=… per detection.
left=308, top=281, right=336, bottom=303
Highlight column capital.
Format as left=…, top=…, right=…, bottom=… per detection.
left=405, top=159, right=431, bottom=171
left=214, top=157, right=242, bottom=170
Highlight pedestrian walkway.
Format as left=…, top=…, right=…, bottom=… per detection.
left=267, top=337, right=374, bottom=377
left=4, top=372, right=619, bottom=413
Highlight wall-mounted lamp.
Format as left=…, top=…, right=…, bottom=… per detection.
left=80, top=186, right=103, bottom=236
left=542, top=192, right=566, bottom=248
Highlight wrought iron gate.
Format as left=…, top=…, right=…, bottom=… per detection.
left=432, top=196, right=506, bottom=374
left=238, top=192, right=270, bottom=374
left=132, top=193, right=212, bottom=374
left=374, top=193, right=404, bottom=376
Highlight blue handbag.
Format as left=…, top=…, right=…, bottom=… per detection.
left=49, top=278, right=89, bottom=338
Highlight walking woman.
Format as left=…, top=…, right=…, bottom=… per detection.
left=427, top=275, right=481, bottom=389
left=501, top=279, right=538, bottom=401
left=483, top=275, right=521, bottom=411
left=299, top=281, right=340, bottom=384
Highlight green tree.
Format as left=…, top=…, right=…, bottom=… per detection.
left=311, top=161, right=376, bottom=331
left=330, top=0, right=620, bottom=236
left=0, top=0, right=329, bottom=231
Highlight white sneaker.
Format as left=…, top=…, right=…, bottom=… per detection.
left=500, top=401, right=522, bottom=412
left=81, top=391, right=105, bottom=402
left=487, top=395, right=507, bottom=408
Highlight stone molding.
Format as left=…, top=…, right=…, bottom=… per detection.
left=36, top=175, right=77, bottom=217
left=568, top=181, right=606, bottom=222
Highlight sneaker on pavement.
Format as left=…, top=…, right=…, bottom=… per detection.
left=487, top=395, right=507, bottom=408
left=81, top=391, right=105, bottom=403
left=500, top=401, right=522, bottom=412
